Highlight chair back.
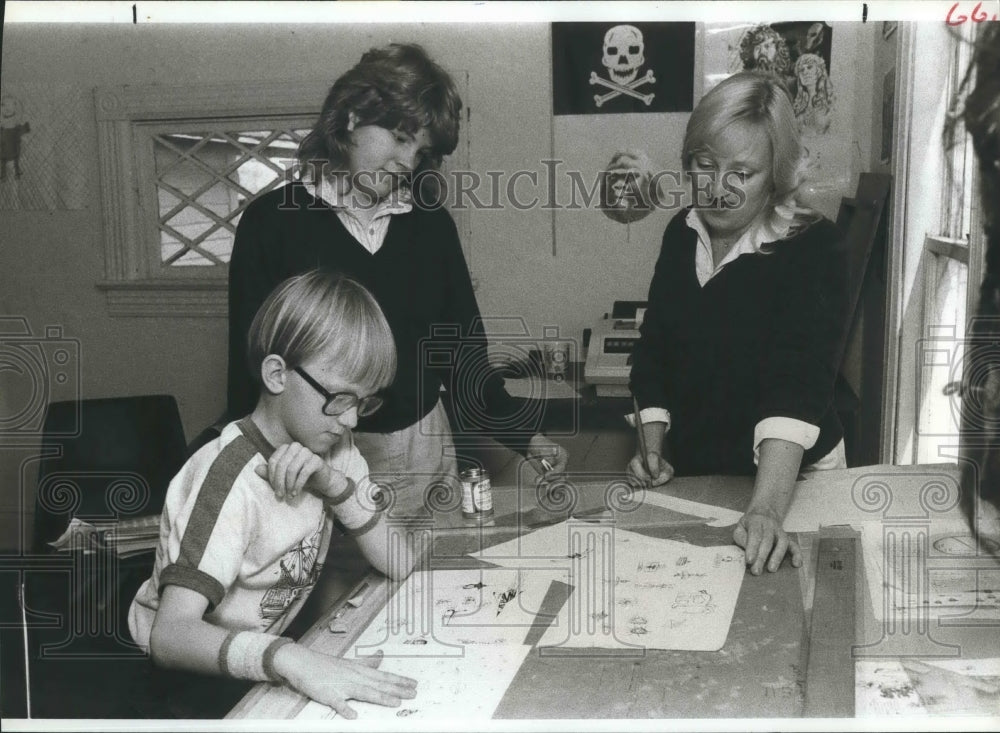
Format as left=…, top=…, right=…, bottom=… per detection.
left=32, top=395, right=187, bottom=554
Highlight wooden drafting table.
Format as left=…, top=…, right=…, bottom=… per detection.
left=228, top=473, right=811, bottom=719
left=227, top=439, right=1000, bottom=720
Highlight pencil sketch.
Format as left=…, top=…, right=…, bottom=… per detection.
left=355, top=567, right=563, bottom=653
left=860, top=520, right=1000, bottom=621
left=671, top=590, right=716, bottom=614
left=537, top=529, right=745, bottom=651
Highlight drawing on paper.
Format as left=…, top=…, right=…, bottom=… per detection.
left=516, top=524, right=746, bottom=651
left=495, top=587, right=518, bottom=616
left=297, top=530, right=749, bottom=721
left=860, top=521, right=1000, bottom=621
left=932, top=533, right=1000, bottom=556
left=671, top=590, right=716, bottom=614
left=673, top=571, right=707, bottom=580
left=358, top=567, right=559, bottom=651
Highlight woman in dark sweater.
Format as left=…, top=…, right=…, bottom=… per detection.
left=228, top=44, right=567, bottom=517
left=625, top=72, right=851, bottom=575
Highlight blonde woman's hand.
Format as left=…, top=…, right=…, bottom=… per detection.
left=733, top=509, right=802, bottom=575
left=626, top=451, right=674, bottom=487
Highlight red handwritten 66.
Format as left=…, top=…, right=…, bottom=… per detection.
left=946, top=1, right=999, bottom=25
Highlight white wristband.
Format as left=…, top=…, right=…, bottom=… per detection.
left=218, top=631, right=292, bottom=683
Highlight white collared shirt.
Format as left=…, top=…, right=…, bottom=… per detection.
left=630, top=204, right=825, bottom=466
left=306, top=176, right=413, bottom=254
left=687, top=204, right=797, bottom=287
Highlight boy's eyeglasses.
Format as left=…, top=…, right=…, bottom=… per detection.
left=293, top=366, right=383, bottom=417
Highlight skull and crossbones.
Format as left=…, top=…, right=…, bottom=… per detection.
left=591, top=25, right=656, bottom=108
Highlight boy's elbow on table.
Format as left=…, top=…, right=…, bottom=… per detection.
left=359, top=530, right=418, bottom=581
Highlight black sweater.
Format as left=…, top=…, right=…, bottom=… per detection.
left=629, top=209, right=851, bottom=476
left=227, top=183, right=531, bottom=451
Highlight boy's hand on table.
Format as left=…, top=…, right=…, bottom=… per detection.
left=274, top=645, right=417, bottom=719
left=733, top=508, right=802, bottom=575
left=255, top=442, right=342, bottom=501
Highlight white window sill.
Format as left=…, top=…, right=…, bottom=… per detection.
left=97, top=279, right=227, bottom=317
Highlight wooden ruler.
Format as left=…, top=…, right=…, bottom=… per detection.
left=803, top=526, right=859, bottom=717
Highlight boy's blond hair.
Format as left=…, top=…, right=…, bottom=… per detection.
left=247, top=270, right=396, bottom=394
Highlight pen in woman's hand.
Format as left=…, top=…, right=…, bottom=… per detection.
left=632, top=396, right=652, bottom=478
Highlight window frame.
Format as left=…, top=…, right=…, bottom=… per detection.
left=94, top=81, right=326, bottom=317
left=137, top=120, right=313, bottom=277
left=906, top=23, right=987, bottom=464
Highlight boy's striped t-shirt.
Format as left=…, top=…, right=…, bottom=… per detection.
left=128, top=419, right=368, bottom=650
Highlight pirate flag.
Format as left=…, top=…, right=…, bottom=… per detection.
left=552, top=22, right=695, bottom=115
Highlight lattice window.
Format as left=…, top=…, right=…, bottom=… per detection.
left=94, top=81, right=325, bottom=316
left=144, top=125, right=308, bottom=272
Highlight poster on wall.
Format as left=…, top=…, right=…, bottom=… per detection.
left=552, top=22, right=695, bottom=115
left=703, top=21, right=852, bottom=219
left=0, top=83, right=89, bottom=211
left=772, top=21, right=835, bottom=137
left=719, top=21, right=835, bottom=138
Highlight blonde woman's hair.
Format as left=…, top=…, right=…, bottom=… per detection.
left=247, top=270, right=396, bottom=394
left=683, top=71, right=812, bottom=213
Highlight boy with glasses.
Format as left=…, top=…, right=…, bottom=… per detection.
left=129, top=270, right=416, bottom=718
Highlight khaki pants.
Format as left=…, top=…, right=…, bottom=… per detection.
left=354, top=398, right=460, bottom=519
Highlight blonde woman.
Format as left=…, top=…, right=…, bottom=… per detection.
left=624, top=72, right=852, bottom=575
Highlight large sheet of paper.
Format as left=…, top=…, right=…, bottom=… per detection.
left=297, top=526, right=747, bottom=720
left=536, top=529, right=745, bottom=651
left=296, top=567, right=560, bottom=721
left=352, top=566, right=565, bottom=650
left=473, top=519, right=604, bottom=568
left=860, top=519, right=1000, bottom=621
left=856, top=657, right=1000, bottom=716
left=296, top=643, right=533, bottom=721
left=474, top=522, right=746, bottom=651
left=783, top=464, right=965, bottom=532
left=637, top=492, right=743, bottom=527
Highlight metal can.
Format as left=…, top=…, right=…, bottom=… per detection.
left=460, top=467, right=494, bottom=521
